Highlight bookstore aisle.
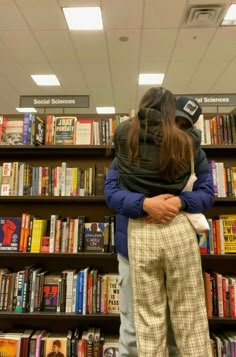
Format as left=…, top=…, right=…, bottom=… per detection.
left=0, top=111, right=236, bottom=355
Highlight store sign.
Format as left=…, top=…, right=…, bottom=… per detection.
left=177, top=94, right=236, bottom=106
left=20, top=95, right=89, bottom=108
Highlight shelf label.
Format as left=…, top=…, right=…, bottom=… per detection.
left=20, top=95, right=89, bottom=108
left=176, top=93, right=236, bottom=106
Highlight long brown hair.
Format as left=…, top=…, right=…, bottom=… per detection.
left=127, top=87, right=193, bottom=181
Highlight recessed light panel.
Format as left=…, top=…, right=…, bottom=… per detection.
left=222, top=4, right=236, bottom=26
left=31, top=75, right=60, bottom=86
left=139, top=73, right=165, bottom=85
left=16, top=107, right=37, bottom=113
left=63, top=7, right=103, bottom=30
left=96, top=107, right=115, bottom=114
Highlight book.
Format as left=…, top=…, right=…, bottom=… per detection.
left=42, top=274, right=60, bottom=311
left=0, top=335, right=21, bottom=356
left=0, top=217, right=21, bottom=251
left=74, top=119, right=93, bottom=145
left=102, top=335, right=119, bottom=357
left=219, top=214, right=236, bottom=253
left=1, top=162, right=12, bottom=196
left=31, top=116, right=45, bottom=145
left=54, top=117, right=76, bottom=145
left=1, top=118, right=24, bottom=145
left=84, top=222, right=105, bottom=252
left=106, top=274, right=119, bottom=314
left=44, top=332, right=67, bottom=357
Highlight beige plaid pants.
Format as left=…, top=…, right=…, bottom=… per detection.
left=128, top=213, right=212, bottom=357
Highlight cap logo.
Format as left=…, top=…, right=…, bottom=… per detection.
left=183, top=100, right=198, bottom=116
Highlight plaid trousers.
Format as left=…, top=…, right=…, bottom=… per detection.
left=128, top=213, right=212, bottom=357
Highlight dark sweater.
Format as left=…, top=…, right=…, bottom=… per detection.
left=114, top=108, right=209, bottom=197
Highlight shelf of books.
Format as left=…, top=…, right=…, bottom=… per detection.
left=0, top=111, right=236, bottom=355
left=0, top=113, right=126, bottom=355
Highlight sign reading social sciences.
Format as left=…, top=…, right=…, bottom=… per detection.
left=20, top=95, right=89, bottom=108
left=176, top=94, right=236, bottom=107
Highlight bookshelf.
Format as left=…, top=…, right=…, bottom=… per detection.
left=0, top=110, right=236, bottom=339
left=200, top=111, right=236, bottom=334
left=0, top=144, right=119, bottom=335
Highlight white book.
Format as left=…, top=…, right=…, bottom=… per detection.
left=49, top=214, right=59, bottom=253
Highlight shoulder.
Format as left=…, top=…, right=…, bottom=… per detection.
left=114, top=119, right=131, bottom=136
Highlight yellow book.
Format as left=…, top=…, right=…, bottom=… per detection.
left=30, top=219, right=47, bottom=253
left=219, top=214, right=236, bottom=253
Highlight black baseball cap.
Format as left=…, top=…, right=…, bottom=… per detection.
left=176, top=96, right=202, bottom=126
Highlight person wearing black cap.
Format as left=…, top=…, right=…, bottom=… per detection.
left=110, top=87, right=213, bottom=357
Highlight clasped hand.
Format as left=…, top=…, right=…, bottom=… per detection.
left=143, top=194, right=181, bottom=224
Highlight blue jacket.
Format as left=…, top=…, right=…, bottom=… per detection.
left=104, top=158, right=215, bottom=259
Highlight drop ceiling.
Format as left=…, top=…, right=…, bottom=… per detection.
left=0, top=0, right=235, bottom=114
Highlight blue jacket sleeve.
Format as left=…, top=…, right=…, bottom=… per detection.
left=179, top=170, right=215, bottom=213
left=104, top=158, right=145, bottom=218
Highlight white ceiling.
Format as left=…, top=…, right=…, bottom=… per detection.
left=0, top=0, right=236, bottom=114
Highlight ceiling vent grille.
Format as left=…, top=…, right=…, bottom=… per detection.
left=183, top=4, right=226, bottom=27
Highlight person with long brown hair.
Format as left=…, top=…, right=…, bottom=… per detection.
left=113, top=87, right=213, bottom=357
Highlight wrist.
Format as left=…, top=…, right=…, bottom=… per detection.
left=142, top=197, right=151, bottom=213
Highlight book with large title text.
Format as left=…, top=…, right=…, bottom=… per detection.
left=54, top=116, right=76, bottom=145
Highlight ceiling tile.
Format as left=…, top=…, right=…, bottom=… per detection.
left=106, top=29, right=141, bottom=64
left=52, top=64, right=88, bottom=93
left=203, top=27, right=236, bottom=62
left=15, top=0, right=66, bottom=30
left=0, top=0, right=28, bottom=30
left=102, top=0, right=143, bottom=29
left=187, top=61, right=230, bottom=92
left=210, top=58, right=236, bottom=92
left=143, top=0, right=187, bottom=28
left=34, top=30, right=78, bottom=64
left=140, top=29, right=178, bottom=62
left=0, top=30, right=48, bottom=64
left=71, top=32, right=108, bottom=64
left=172, top=28, right=216, bottom=61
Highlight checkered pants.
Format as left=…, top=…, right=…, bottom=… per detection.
left=128, top=213, right=212, bottom=357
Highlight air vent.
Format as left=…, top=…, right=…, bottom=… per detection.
left=183, top=4, right=226, bottom=27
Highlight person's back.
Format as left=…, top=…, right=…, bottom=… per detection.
left=114, top=87, right=205, bottom=197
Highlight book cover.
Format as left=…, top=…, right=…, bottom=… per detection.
left=45, top=333, right=67, bottom=357
left=0, top=217, right=21, bottom=251
left=84, top=222, right=104, bottom=252
left=32, top=116, right=45, bottom=145
left=1, top=118, right=24, bottom=145
left=54, top=117, right=76, bottom=145
left=106, top=274, right=119, bottom=314
left=40, top=236, right=50, bottom=253
left=0, top=336, right=20, bottom=356
left=1, top=162, right=12, bottom=196
left=103, top=336, right=119, bottom=357
left=74, top=119, right=93, bottom=145
left=219, top=214, right=236, bottom=253
left=42, top=274, right=60, bottom=311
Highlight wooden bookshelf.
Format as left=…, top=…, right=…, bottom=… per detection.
left=0, top=141, right=236, bottom=333
left=0, top=144, right=118, bottom=334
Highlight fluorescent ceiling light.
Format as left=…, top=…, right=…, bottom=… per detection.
left=63, top=7, right=103, bottom=30
left=222, top=4, right=236, bottom=25
left=16, top=107, right=37, bottom=113
left=96, top=107, right=115, bottom=114
left=139, top=73, right=165, bottom=85
left=31, top=74, right=60, bottom=86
